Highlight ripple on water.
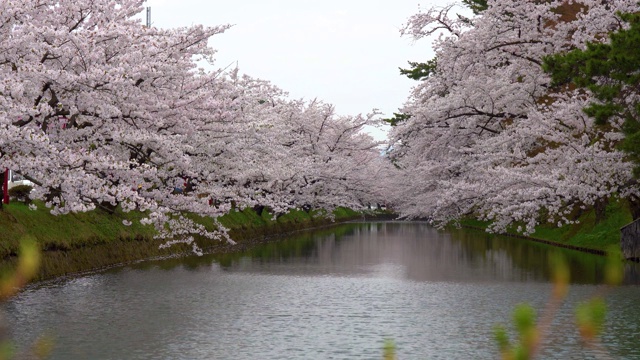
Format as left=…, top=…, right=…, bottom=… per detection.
left=3, top=222, right=640, bottom=359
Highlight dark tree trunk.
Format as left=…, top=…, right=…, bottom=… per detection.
left=98, top=201, right=117, bottom=214
left=253, top=205, right=265, bottom=216
left=1, top=168, right=9, bottom=207
left=628, top=195, right=640, bottom=221
left=0, top=170, right=4, bottom=210
left=594, top=197, right=607, bottom=224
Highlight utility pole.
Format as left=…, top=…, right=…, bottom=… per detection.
left=3, top=169, right=9, bottom=204
left=146, top=7, right=151, bottom=28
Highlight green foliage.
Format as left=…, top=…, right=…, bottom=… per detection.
left=393, top=57, right=437, bottom=129
left=543, top=12, right=640, bottom=174
left=0, top=341, right=16, bottom=360
left=382, top=338, right=396, bottom=360
left=604, top=245, right=624, bottom=286
left=550, top=252, right=569, bottom=297
left=0, top=237, right=40, bottom=300
left=494, top=250, right=625, bottom=359
left=494, top=325, right=510, bottom=353
left=462, top=0, right=488, bottom=15
left=399, top=59, right=437, bottom=81
left=383, top=112, right=411, bottom=127
left=494, top=304, right=538, bottom=360
left=0, top=237, right=55, bottom=360
left=7, top=185, right=33, bottom=203
left=513, top=304, right=537, bottom=354
left=575, top=298, right=607, bottom=341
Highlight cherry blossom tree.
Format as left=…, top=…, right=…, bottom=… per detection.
left=185, top=73, right=385, bottom=215
left=387, top=0, right=640, bottom=233
left=544, top=11, right=640, bottom=175
left=1, top=0, right=239, bottom=251
left=0, top=0, right=385, bottom=251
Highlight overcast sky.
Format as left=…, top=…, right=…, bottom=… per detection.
left=140, top=0, right=457, bottom=139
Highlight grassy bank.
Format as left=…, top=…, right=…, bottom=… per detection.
left=6, top=194, right=626, bottom=281
left=0, top=202, right=363, bottom=281
left=460, top=199, right=632, bottom=254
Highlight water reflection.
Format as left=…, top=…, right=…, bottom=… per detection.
left=6, top=222, right=638, bottom=360
left=152, top=222, right=638, bottom=285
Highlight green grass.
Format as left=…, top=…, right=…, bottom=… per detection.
left=531, top=200, right=631, bottom=250
left=217, top=206, right=361, bottom=237
left=217, top=207, right=266, bottom=229
left=460, top=199, right=632, bottom=252
left=0, top=202, right=362, bottom=252
left=0, top=201, right=365, bottom=281
left=0, top=201, right=155, bottom=257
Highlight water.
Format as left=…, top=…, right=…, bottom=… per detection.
left=3, top=222, right=640, bottom=359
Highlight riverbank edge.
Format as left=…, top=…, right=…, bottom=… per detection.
left=460, top=225, right=606, bottom=256
left=451, top=198, right=635, bottom=258
left=0, top=206, right=397, bottom=282
left=3, top=199, right=630, bottom=284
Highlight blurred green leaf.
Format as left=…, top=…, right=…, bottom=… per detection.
left=494, top=325, right=510, bottom=352
left=0, top=340, right=16, bottom=360
left=605, top=246, right=623, bottom=286
left=550, top=252, right=569, bottom=298
left=382, top=338, right=396, bottom=360
left=513, top=304, right=536, bottom=336
left=576, top=297, right=607, bottom=341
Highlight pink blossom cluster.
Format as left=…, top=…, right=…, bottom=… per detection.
left=387, top=0, right=639, bottom=233
left=0, top=0, right=387, bottom=250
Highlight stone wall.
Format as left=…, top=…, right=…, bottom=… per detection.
left=621, top=219, right=640, bottom=261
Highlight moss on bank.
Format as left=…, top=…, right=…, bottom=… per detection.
left=0, top=202, right=363, bottom=281
left=459, top=199, right=631, bottom=254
